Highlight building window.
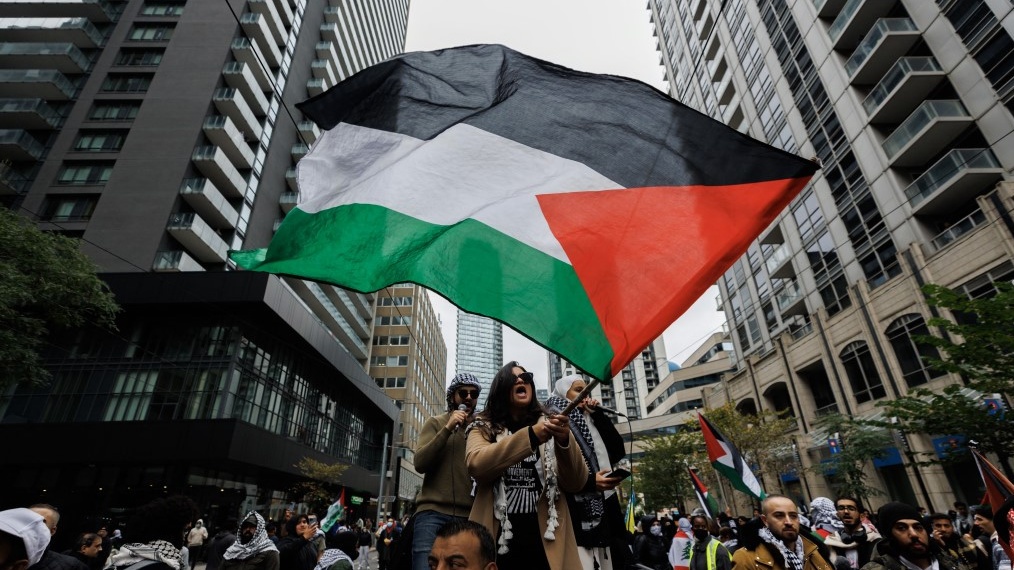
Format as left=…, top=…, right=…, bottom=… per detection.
left=115, top=48, right=164, bottom=66
left=378, top=296, right=412, bottom=306
left=101, top=74, right=153, bottom=93
left=140, top=1, right=185, bottom=16
left=128, top=24, right=175, bottom=41
left=885, top=314, right=944, bottom=388
left=370, top=355, right=408, bottom=367
left=88, top=101, right=141, bottom=121
left=56, top=162, right=114, bottom=185
left=74, top=130, right=127, bottom=152
left=41, top=195, right=98, bottom=222
left=839, top=341, right=885, bottom=404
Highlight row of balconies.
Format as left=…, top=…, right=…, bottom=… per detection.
left=0, top=41, right=91, bottom=74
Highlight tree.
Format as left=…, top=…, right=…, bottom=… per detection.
left=290, top=457, right=350, bottom=514
left=704, top=403, right=796, bottom=492
left=637, top=428, right=707, bottom=513
left=871, top=283, right=1014, bottom=477
left=810, top=413, right=892, bottom=506
left=0, top=207, right=118, bottom=387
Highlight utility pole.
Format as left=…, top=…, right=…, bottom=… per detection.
left=375, top=431, right=388, bottom=525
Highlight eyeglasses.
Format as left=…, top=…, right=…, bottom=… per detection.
left=456, top=389, right=479, bottom=399
left=836, top=505, right=858, bottom=512
left=514, top=372, right=534, bottom=384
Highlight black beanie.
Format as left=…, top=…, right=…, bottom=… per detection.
left=877, top=502, right=922, bottom=536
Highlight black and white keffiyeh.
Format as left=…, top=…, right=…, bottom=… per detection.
left=758, top=527, right=804, bottom=570
left=107, top=541, right=183, bottom=570
left=314, top=549, right=352, bottom=570
left=223, top=512, right=277, bottom=560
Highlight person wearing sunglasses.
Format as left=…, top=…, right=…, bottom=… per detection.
left=411, top=373, right=484, bottom=570
left=465, top=361, right=588, bottom=570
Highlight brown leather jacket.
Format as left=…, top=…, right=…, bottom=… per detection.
left=732, top=537, right=834, bottom=570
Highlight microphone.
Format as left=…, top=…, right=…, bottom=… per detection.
left=589, top=404, right=626, bottom=417
left=453, top=404, right=470, bottom=432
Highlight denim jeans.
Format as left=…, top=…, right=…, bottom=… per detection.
left=411, top=511, right=466, bottom=570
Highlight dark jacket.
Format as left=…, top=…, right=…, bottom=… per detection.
left=30, top=550, right=90, bottom=570
left=860, top=539, right=969, bottom=570
left=221, top=551, right=280, bottom=570
left=634, top=517, right=670, bottom=570
left=276, top=536, right=317, bottom=570
left=206, top=532, right=237, bottom=570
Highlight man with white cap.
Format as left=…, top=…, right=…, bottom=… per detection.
left=0, top=508, right=52, bottom=570
left=410, top=372, right=482, bottom=570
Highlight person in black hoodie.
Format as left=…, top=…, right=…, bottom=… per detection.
left=276, top=516, right=320, bottom=570
left=546, top=375, right=631, bottom=570
left=634, top=517, right=670, bottom=570
left=206, top=521, right=238, bottom=570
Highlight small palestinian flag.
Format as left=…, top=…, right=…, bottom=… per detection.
left=698, top=413, right=766, bottom=501
left=231, top=44, right=818, bottom=380
left=689, top=466, right=720, bottom=519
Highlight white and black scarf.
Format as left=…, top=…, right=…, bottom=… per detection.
left=314, top=549, right=352, bottom=570
left=223, top=512, right=277, bottom=560
left=545, top=395, right=604, bottom=521
left=758, top=527, right=804, bottom=570
left=107, top=541, right=182, bottom=570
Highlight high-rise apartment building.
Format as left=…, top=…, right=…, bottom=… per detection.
left=455, top=310, right=503, bottom=410
left=0, top=0, right=411, bottom=529
left=547, top=335, right=669, bottom=420
left=648, top=0, right=1014, bottom=509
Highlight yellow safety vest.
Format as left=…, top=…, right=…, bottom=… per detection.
left=688, top=539, right=730, bottom=570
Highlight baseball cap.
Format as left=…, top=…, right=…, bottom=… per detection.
left=0, top=508, right=51, bottom=566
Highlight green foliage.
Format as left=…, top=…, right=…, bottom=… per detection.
left=811, top=413, right=891, bottom=506
left=869, top=283, right=1014, bottom=476
left=704, top=402, right=796, bottom=484
left=0, top=208, right=118, bottom=386
left=638, top=428, right=706, bottom=512
left=291, top=457, right=349, bottom=513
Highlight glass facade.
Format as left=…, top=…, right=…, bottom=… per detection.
left=455, top=310, right=503, bottom=410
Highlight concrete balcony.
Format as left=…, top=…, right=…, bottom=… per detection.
left=203, top=115, right=255, bottom=169
left=775, top=279, right=806, bottom=316
left=0, top=17, right=103, bottom=48
left=270, top=0, right=293, bottom=28
left=0, top=42, right=90, bottom=73
left=905, top=149, right=1003, bottom=216
left=828, top=0, right=895, bottom=50
left=285, top=166, right=297, bottom=191
left=213, top=87, right=262, bottom=141
left=323, top=286, right=371, bottom=339
left=0, top=98, right=60, bottom=129
left=297, top=120, right=320, bottom=144
left=0, top=69, right=75, bottom=99
left=192, top=145, right=247, bottom=199
left=152, top=250, right=205, bottom=272
left=765, top=243, right=794, bottom=279
left=320, top=23, right=362, bottom=77
left=813, top=0, right=847, bottom=19
left=883, top=100, right=973, bottom=167
left=2, top=0, right=115, bottom=23
left=247, top=0, right=286, bottom=47
left=166, top=212, right=229, bottom=263
left=179, top=177, right=239, bottom=229
left=231, top=38, right=274, bottom=91
left=222, top=62, right=268, bottom=116
left=285, top=278, right=369, bottom=359
left=239, top=13, right=281, bottom=71
left=346, top=289, right=372, bottom=318
left=927, top=208, right=987, bottom=254
left=0, top=129, right=44, bottom=161
left=315, top=41, right=350, bottom=82
left=845, top=18, right=919, bottom=85
left=291, top=143, right=308, bottom=162
left=311, top=59, right=337, bottom=86
left=863, top=57, right=944, bottom=124
left=279, top=191, right=298, bottom=213
left=306, top=77, right=328, bottom=97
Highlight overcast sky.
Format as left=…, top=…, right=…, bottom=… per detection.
left=403, top=0, right=728, bottom=388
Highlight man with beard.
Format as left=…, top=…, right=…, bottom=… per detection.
left=928, top=513, right=990, bottom=570
left=732, top=495, right=832, bottom=570
left=222, top=513, right=279, bottom=570
left=824, top=497, right=881, bottom=570
left=411, top=373, right=482, bottom=570
left=861, top=502, right=968, bottom=570
left=971, top=507, right=1012, bottom=570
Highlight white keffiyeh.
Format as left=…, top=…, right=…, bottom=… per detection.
left=223, top=512, right=277, bottom=560
left=107, top=541, right=182, bottom=570
left=758, top=527, right=804, bottom=570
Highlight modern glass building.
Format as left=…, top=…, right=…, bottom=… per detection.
left=455, top=310, right=503, bottom=411
left=0, top=0, right=411, bottom=540
left=648, top=0, right=1014, bottom=511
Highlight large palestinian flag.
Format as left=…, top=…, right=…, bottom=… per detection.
left=231, top=44, right=818, bottom=380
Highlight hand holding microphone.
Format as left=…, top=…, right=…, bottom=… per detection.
left=450, top=403, right=471, bottom=432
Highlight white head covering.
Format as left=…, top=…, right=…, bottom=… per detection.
left=0, top=508, right=52, bottom=566
left=553, top=374, right=584, bottom=400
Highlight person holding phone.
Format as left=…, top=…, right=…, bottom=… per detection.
left=277, top=514, right=319, bottom=570
left=545, top=374, right=629, bottom=570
